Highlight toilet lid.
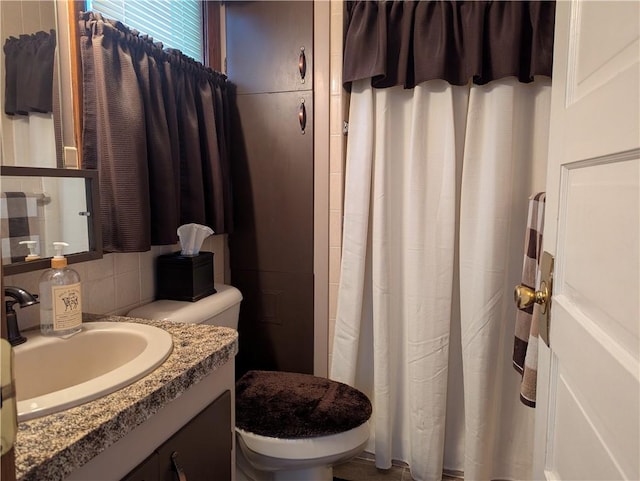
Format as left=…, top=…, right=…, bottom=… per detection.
left=235, top=370, right=372, bottom=439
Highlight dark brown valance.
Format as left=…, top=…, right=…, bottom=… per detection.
left=343, top=1, right=555, bottom=89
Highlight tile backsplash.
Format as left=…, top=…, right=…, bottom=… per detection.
left=3, top=235, right=227, bottom=331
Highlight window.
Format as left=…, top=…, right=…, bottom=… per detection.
left=86, top=0, right=203, bottom=62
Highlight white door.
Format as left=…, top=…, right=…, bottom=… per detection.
left=533, top=1, right=640, bottom=480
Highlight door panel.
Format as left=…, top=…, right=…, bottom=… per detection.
left=559, top=157, right=639, bottom=358
left=230, top=91, right=313, bottom=273
left=535, top=1, right=640, bottom=480
left=568, top=2, right=639, bottom=104
left=226, top=1, right=313, bottom=95
left=551, top=374, right=624, bottom=480
left=550, top=299, right=639, bottom=480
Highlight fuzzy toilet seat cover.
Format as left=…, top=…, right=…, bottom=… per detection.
left=235, top=370, right=372, bottom=439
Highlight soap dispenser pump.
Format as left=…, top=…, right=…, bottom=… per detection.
left=18, top=240, right=40, bottom=261
left=39, top=242, right=83, bottom=337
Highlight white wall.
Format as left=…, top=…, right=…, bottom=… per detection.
left=3, top=235, right=228, bottom=331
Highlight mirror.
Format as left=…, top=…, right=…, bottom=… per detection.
left=1, top=166, right=102, bottom=275
left=1, top=0, right=63, bottom=168
left=1, top=2, right=98, bottom=274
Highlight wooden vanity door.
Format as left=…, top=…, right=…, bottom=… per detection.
left=157, top=390, right=232, bottom=481
left=120, top=453, right=159, bottom=481
left=121, top=391, right=232, bottom=481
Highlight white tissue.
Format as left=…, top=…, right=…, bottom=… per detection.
left=177, top=223, right=214, bottom=256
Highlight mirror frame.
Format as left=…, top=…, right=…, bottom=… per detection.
left=1, top=166, right=102, bottom=275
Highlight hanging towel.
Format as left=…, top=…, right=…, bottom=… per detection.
left=513, top=192, right=546, bottom=407
left=0, top=192, right=42, bottom=263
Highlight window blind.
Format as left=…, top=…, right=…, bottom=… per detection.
left=87, top=0, right=203, bottom=62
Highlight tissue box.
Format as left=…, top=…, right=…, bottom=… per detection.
left=156, top=251, right=216, bottom=302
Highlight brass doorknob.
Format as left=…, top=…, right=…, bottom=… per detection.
left=514, top=281, right=550, bottom=313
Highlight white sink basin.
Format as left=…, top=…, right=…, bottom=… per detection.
left=14, top=322, right=173, bottom=421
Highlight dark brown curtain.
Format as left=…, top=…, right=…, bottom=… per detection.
left=343, top=1, right=555, bottom=89
left=79, top=12, right=233, bottom=252
left=4, top=30, right=57, bottom=115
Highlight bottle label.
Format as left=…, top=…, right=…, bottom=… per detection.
left=52, top=282, right=82, bottom=331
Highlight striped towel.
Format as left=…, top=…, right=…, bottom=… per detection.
left=513, top=192, right=546, bottom=408
left=1, top=192, right=42, bottom=263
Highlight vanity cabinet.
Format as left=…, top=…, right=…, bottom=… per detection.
left=122, top=391, right=232, bottom=481
left=121, top=453, right=158, bottom=481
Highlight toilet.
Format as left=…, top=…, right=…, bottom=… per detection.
left=127, top=284, right=372, bottom=481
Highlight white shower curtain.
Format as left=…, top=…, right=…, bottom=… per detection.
left=331, top=77, right=551, bottom=481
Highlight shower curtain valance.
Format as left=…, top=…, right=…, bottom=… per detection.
left=343, top=0, right=555, bottom=89
left=80, top=12, right=233, bottom=252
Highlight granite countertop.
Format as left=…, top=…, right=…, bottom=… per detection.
left=14, top=315, right=238, bottom=481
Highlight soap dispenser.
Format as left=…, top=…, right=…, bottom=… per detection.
left=39, top=242, right=83, bottom=337
left=18, top=240, right=40, bottom=261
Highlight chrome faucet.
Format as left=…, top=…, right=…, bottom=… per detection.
left=4, top=286, right=39, bottom=346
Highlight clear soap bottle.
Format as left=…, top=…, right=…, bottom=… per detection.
left=39, top=242, right=83, bottom=337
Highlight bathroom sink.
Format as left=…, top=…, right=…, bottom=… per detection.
left=13, top=322, right=173, bottom=421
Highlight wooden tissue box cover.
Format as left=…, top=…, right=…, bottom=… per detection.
left=156, top=251, right=216, bottom=302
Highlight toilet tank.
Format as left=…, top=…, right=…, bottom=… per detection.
left=127, top=284, right=242, bottom=329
